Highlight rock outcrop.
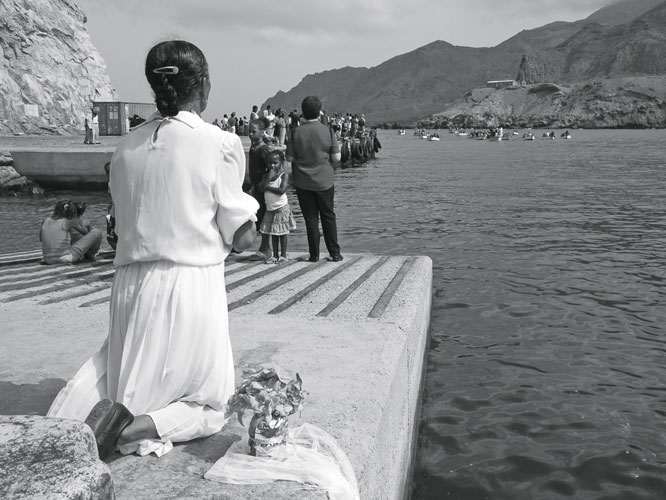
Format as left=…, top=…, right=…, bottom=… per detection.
left=515, top=55, right=546, bottom=86
left=0, top=0, right=117, bottom=135
left=0, top=165, right=44, bottom=196
left=431, top=76, right=666, bottom=129
left=0, top=415, right=114, bottom=499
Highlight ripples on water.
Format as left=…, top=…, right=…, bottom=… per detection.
left=2, top=130, right=666, bottom=499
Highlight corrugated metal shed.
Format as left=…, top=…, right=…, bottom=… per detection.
left=93, top=101, right=156, bottom=135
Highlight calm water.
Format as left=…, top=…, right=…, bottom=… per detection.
left=2, top=129, right=666, bottom=499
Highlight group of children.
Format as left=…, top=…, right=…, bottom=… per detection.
left=247, top=117, right=296, bottom=264
left=39, top=200, right=103, bottom=264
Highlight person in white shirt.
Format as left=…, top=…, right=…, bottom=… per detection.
left=47, top=40, right=258, bottom=460
left=91, top=111, right=100, bottom=144
left=263, top=105, right=276, bottom=137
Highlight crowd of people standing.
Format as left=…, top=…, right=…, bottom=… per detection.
left=212, top=105, right=293, bottom=146
left=212, top=105, right=373, bottom=145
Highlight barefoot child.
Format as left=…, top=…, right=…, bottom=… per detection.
left=259, top=149, right=296, bottom=263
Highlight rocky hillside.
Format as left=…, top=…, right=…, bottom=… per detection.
left=264, top=0, right=666, bottom=126
left=0, top=0, right=116, bottom=135
left=430, top=77, right=666, bottom=129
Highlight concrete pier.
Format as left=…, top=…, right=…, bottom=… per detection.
left=9, top=148, right=114, bottom=187
left=0, top=248, right=432, bottom=500
left=3, top=136, right=255, bottom=188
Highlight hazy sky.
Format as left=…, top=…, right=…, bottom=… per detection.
left=75, top=0, right=613, bottom=120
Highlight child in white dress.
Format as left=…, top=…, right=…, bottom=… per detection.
left=259, top=149, right=296, bottom=263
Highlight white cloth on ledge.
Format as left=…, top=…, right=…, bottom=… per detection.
left=204, top=423, right=360, bottom=500
left=119, top=438, right=173, bottom=457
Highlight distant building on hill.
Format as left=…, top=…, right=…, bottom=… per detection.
left=486, top=80, right=517, bottom=89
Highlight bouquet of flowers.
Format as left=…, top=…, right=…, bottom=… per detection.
left=225, top=368, right=306, bottom=456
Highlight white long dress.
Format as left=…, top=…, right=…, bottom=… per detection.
left=47, top=111, right=259, bottom=456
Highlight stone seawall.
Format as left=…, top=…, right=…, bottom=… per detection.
left=1, top=135, right=255, bottom=189
left=10, top=148, right=113, bottom=188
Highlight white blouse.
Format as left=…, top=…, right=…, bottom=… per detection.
left=109, top=111, right=258, bottom=267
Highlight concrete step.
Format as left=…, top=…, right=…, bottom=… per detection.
left=0, top=249, right=432, bottom=500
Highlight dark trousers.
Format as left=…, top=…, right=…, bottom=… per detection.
left=296, top=186, right=341, bottom=259
left=249, top=184, right=267, bottom=231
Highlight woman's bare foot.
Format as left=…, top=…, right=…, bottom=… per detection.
left=118, top=414, right=159, bottom=445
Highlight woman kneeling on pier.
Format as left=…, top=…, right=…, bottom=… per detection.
left=47, top=40, right=258, bottom=459
left=39, top=200, right=102, bottom=264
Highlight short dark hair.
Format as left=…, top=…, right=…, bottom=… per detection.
left=145, top=40, right=209, bottom=117
left=301, top=96, right=322, bottom=120
left=75, top=201, right=87, bottom=217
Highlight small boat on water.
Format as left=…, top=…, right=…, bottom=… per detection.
left=428, top=134, right=440, bottom=142
left=398, top=129, right=406, bottom=135
left=561, top=131, right=572, bottom=139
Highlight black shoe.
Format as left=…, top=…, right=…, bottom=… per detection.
left=327, top=255, right=344, bottom=262
left=308, top=256, right=319, bottom=262
left=85, top=399, right=134, bottom=460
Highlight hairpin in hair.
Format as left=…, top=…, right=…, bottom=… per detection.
left=153, top=66, right=179, bottom=75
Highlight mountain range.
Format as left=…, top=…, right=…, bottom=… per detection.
left=263, top=0, right=666, bottom=127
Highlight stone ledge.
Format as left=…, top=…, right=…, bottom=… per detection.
left=0, top=252, right=433, bottom=499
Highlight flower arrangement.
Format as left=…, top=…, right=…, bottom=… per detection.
left=225, top=368, right=306, bottom=456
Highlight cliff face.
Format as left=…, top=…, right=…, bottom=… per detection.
left=0, top=0, right=117, bottom=135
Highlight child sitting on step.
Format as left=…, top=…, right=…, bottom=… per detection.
left=69, top=201, right=93, bottom=245
left=39, top=200, right=103, bottom=264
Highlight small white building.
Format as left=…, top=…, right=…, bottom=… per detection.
left=486, top=80, right=517, bottom=89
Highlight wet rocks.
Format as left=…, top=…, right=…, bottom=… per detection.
left=0, top=166, right=43, bottom=196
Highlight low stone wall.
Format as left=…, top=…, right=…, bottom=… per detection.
left=7, top=145, right=253, bottom=189
left=10, top=149, right=113, bottom=188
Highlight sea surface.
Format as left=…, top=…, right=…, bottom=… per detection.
left=2, top=129, right=666, bottom=499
